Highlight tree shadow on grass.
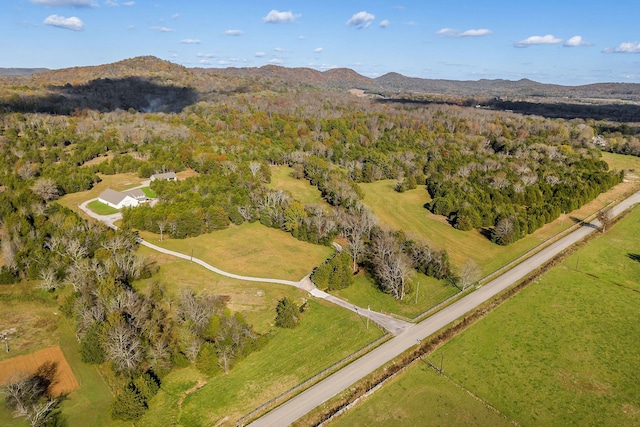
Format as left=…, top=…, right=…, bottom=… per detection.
left=627, top=253, right=640, bottom=263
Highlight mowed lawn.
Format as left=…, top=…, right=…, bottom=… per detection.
left=359, top=177, right=639, bottom=275
left=333, top=272, right=458, bottom=320
left=329, top=363, right=512, bottom=427
left=266, top=166, right=326, bottom=205
left=140, top=299, right=385, bottom=426
left=428, top=206, right=640, bottom=426
left=135, top=245, right=305, bottom=334
left=138, top=222, right=334, bottom=282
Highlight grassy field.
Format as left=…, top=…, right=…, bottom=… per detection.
left=359, top=176, right=639, bottom=275
left=266, top=166, right=326, bottom=205
left=87, top=199, right=119, bottom=215
left=329, top=205, right=640, bottom=427
left=138, top=221, right=334, bottom=282
left=135, top=245, right=305, bottom=334
left=332, top=272, right=459, bottom=320
left=426, top=206, right=640, bottom=426
left=0, top=287, right=124, bottom=427
left=140, top=298, right=385, bottom=426
left=329, top=363, right=512, bottom=427
left=602, top=151, right=640, bottom=173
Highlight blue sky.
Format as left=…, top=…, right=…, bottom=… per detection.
left=2, top=0, right=640, bottom=85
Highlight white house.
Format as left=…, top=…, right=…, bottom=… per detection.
left=98, top=188, right=148, bottom=209
left=150, top=171, right=178, bottom=182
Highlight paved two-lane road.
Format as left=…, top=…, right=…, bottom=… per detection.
left=248, top=191, right=640, bottom=426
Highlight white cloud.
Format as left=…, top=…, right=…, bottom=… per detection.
left=263, top=10, right=300, bottom=23
left=197, top=53, right=215, bottom=58
left=255, top=52, right=266, bottom=57
left=268, top=58, right=283, bottom=64
left=172, top=13, right=180, bottom=19
left=437, top=28, right=492, bottom=37
left=347, top=11, right=375, bottom=28
left=436, top=28, right=457, bottom=36
left=43, top=14, right=84, bottom=30
left=564, top=36, right=591, bottom=47
left=122, top=1, right=134, bottom=5
left=514, top=34, right=562, bottom=47
left=273, top=47, right=288, bottom=52
left=104, top=0, right=118, bottom=6
left=181, top=39, right=201, bottom=44
left=603, top=42, right=640, bottom=53
left=199, top=59, right=214, bottom=65
left=31, top=0, right=96, bottom=7
left=150, top=26, right=174, bottom=32
left=379, top=19, right=390, bottom=28
left=314, top=47, right=323, bottom=53
left=224, top=29, right=243, bottom=36
left=218, top=60, right=230, bottom=65
left=460, top=28, right=492, bottom=37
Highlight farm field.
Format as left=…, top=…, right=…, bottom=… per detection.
left=140, top=298, right=385, bottom=426
left=0, top=289, right=125, bottom=427
left=138, top=221, right=334, bottom=282
left=359, top=174, right=640, bottom=275
left=328, top=363, right=512, bottom=427
left=328, top=205, right=640, bottom=427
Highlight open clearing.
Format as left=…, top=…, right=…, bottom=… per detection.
left=359, top=173, right=640, bottom=274
left=266, top=166, right=326, bottom=205
left=328, top=363, right=512, bottom=427
left=140, top=298, right=385, bottom=426
left=0, top=346, right=79, bottom=396
left=328, top=203, right=640, bottom=427
left=138, top=221, right=334, bottom=282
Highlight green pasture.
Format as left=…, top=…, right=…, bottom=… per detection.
left=330, top=206, right=640, bottom=427
left=140, top=298, right=385, bottom=426
left=266, top=166, right=326, bottom=205
left=332, top=272, right=459, bottom=320
left=0, top=287, right=123, bottom=427
left=135, top=245, right=304, bottom=334
left=359, top=179, right=634, bottom=275
left=428, top=206, right=640, bottom=426
left=329, top=363, right=512, bottom=427
left=138, top=221, right=334, bottom=282
left=602, top=151, right=640, bottom=172
left=87, top=199, right=119, bottom=215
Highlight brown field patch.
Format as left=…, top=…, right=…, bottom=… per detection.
left=0, top=346, right=79, bottom=396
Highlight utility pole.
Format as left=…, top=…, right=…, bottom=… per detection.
left=366, top=305, right=370, bottom=329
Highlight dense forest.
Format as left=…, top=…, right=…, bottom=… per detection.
left=0, top=56, right=638, bottom=422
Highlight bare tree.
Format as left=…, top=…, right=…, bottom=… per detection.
left=104, top=323, right=143, bottom=374
left=248, top=161, right=262, bottom=178
left=30, top=178, right=60, bottom=202
left=596, top=208, right=612, bottom=233
left=369, top=231, right=411, bottom=300
left=460, top=259, right=481, bottom=291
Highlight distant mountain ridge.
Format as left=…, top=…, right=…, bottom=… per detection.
left=0, top=68, right=49, bottom=77
left=3, top=56, right=640, bottom=102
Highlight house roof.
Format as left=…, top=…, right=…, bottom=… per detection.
left=98, top=188, right=128, bottom=206
left=123, top=188, right=146, bottom=199
left=151, top=171, right=177, bottom=180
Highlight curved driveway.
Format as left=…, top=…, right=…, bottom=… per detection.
left=248, top=190, right=640, bottom=427
left=78, top=199, right=411, bottom=335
